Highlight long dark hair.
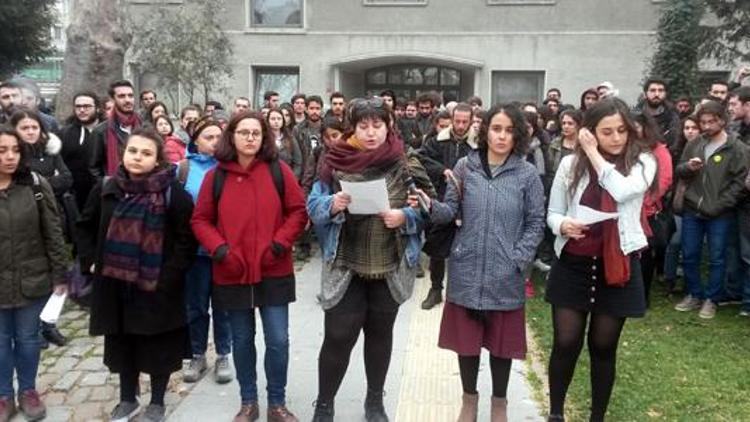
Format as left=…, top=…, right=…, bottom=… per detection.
left=214, top=111, right=277, bottom=163
left=0, top=126, right=31, bottom=179
left=266, top=108, right=295, bottom=155
left=630, top=110, right=662, bottom=149
left=478, top=104, right=530, bottom=156
left=568, top=98, right=648, bottom=195
left=9, top=108, right=49, bottom=147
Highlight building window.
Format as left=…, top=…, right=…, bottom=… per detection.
left=253, top=67, right=299, bottom=108
left=365, top=64, right=461, bottom=101
left=363, top=0, right=427, bottom=6
left=491, top=71, right=545, bottom=105
left=250, top=0, right=303, bottom=27
left=487, top=0, right=555, bottom=5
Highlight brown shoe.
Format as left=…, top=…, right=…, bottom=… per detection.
left=0, top=396, right=16, bottom=422
left=233, top=403, right=259, bottom=422
left=18, top=390, right=45, bottom=421
left=457, top=393, right=478, bottom=422
left=267, top=405, right=299, bottom=422
left=491, top=396, right=508, bottom=422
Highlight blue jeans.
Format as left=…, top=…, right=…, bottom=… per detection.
left=228, top=305, right=289, bottom=406
left=681, top=211, right=732, bottom=303
left=185, top=256, right=232, bottom=356
left=725, top=210, right=750, bottom=302
left=0, top=298, right=46, bottom=397
left=663, top=215, right=682, bottom=280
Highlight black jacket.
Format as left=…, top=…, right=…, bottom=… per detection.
left=88, top=119, right=135, bottom=180
left=417, top=126, right=477, bottom=198
left=60, top=121, right=97, bottom=209
left=29, top=134, right=73, bottom=197
left=76, top=177, right=197, bottom=336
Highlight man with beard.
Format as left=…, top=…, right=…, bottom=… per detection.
left=416, top=93, right=436, bottom=141
left=728, top=87, right=750, bottom=145
left=60, top=92, right=101, bottom=209
left=89, top=80, right=142, bottom=178
left=295, top=95, right=324, bottom=260
left=17, top=79, right=59, bottom=132
left=674, top=101, right=749, bottom=319
left=291, top=93, right=307, bottom=125
left=327, top=91, right=346, bottom=122
left=0, top=80, right=22, bottom=125
left=263, top=90, right=280, bottom=109
left=642, top=78, right=681, bottom=151
left=417, top=103, right=477, bottom=309
left=708, top=81, right=730, bottom=103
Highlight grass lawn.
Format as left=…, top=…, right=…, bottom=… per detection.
left=526, top=276, right=750, bottom=421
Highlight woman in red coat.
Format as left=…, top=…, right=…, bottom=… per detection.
left=191, top=111, right=307, bottom=422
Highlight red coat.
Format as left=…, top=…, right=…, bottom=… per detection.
left=191, top=159, right=308, bottom=285
left=641, top=141, right=673, bottom=237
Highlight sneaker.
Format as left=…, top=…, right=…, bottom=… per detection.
left=214, top=355, right=233, bottom=384
left=738, top=310, right=750, bottom=317
left=233, top=403, right=259, bottom=422
left=420, top=288, right=443, bottom=310
left=267, top=405, right=299, bottom=422
left=674, top=295, right=701, bottom=312
left=183, top=355, right=207, bottom=383
left=17, top=390, right=45, bottom=421
left=40, top=321, right=68, bottom=347
left=0, top=396, right=16, bottom=422
left=717, top=297, right=742, bottom=306
left=533, top=259, right=552, bottom=272
left=137, top=404, right=165, bottom=422
left=110, top=401, right=140, bottom=422
left=698, top=300, right=717, bottom=319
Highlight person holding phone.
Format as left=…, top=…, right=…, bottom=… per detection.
left=673, top=101, right=749, bottom=319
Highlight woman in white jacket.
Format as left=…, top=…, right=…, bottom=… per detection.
left=545, top=98, right=656, bottom=422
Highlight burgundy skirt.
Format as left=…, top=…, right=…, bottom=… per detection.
left=438, top=301, right=526, bottom=359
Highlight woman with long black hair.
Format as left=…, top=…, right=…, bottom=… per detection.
left=545, top=98, right=656, bottom=422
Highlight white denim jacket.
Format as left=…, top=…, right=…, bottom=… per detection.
left=547, top=152, right=657, bottom=257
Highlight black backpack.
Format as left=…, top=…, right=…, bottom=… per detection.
left=212, top=158, right=285, bottom=214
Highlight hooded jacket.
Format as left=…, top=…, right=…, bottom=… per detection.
left=29, top=133, right=73, bottom=197
left=676, top=132, right=749, bottom=218
left=191, top=160, right=308, bottom=286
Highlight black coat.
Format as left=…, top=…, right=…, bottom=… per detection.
left=29, top=134, right=73, bottom=197
left=76, top=177, right=197, bottom=336
left=88, top=119, right=133, bottom=180
left=60, top=122, right=97, bottom=210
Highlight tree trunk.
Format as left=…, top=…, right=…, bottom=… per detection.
left=55, top=0, right=132, bottom=121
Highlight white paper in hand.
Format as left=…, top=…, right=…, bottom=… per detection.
left=339, top=178, right=390, bottom=215
left=40, top=292, right=67, bottom=324
left=576, top=205, right=618, bottom=225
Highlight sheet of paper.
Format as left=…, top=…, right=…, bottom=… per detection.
left=339, top=178, right=390, bottom=215
left=576, top=205, right=618, bottom=225
left=40, top=292, right=67, bottom=324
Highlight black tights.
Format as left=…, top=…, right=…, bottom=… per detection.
left=548, top=306, right=626, bottom=422
left=458, top=355, right=512, bottom=398
left=119, top=371, right=170, bottom=406
left=429, top=258, right=445, bottom=290
left=317, top=309, right=398, bottom=403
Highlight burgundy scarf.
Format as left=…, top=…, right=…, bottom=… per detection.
left=318, top=131, right=404, bottom=185
left=105, top=110, right=142, bottom=176
left=601, top=191, right=630, bottom=287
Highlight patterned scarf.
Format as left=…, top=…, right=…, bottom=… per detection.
left=100, top=165, right=173, bottom=291
left=105, top=110, right=142, bottom=176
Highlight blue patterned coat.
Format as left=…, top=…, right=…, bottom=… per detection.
left=431, top=150, right=545, bottom=311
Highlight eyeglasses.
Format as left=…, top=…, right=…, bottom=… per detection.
left=234, top=129, right=262, bottom=139
left=74, top=104, right=95, bottom=110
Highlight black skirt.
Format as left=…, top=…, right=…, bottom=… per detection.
left=545, top=251, right=646, bottom=318
left=104, top=327, right=189, bottom=375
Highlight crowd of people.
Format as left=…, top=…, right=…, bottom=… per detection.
left=0, top=65, right=749, bottom=422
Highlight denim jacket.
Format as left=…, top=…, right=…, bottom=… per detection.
left=547, top=152, right=657, bottom=257
left=307, top=180, right=425, bottom=309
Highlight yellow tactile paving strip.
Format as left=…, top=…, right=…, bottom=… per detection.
left=395, top=275, right=464, bottom=422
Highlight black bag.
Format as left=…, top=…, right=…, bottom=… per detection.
left=422, top=222, right=457, bottom=259
left=648, top=210, right=676, bottom=251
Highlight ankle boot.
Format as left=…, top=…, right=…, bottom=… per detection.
left=457, top=393, right=478, bottom=422
left=364, top=389, right=388, bottom=422
left=311, top=400, right=334, bottom=422
left=490, top=396, right=507, bottom=422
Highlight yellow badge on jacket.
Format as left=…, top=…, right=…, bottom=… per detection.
left=714, top=155, right=723, bottom=164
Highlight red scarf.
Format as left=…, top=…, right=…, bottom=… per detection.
left=601, top=190, right=630, bottom=287
left=318, top=131, right=404, bottom=185
left=105, top=110, right=142, bottom=176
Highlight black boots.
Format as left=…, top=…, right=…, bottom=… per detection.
left=420, top=288, right=443, bottom=310
left=311, top=400, right=334, bottom=422
left=364, top=390, right=388, bottom=422
left=41, top=322, right=67, bottom=347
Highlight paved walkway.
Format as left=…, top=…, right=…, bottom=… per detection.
left=169, top=254, right=544, bottom=421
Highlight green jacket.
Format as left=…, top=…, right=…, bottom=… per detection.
left=0, top=173, right=68, bottom=308
left=676, top=133, right=750, bottom=218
